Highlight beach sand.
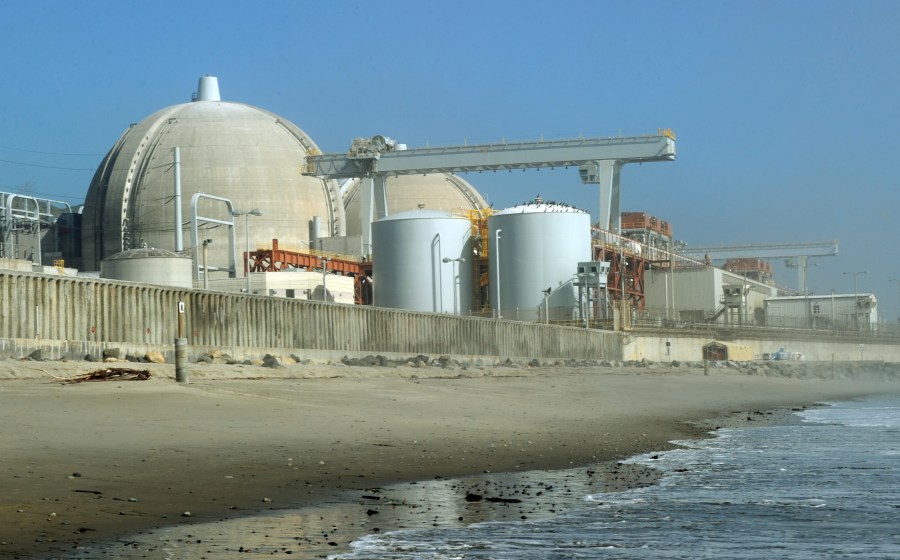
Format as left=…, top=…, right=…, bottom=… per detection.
left=1, top=358, right=897, bottom=558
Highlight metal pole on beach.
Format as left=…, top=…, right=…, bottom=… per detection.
left=175, top=301, right=189, bottom=383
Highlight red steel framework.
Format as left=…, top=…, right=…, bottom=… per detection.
left=242, top=239, right=373, bottom=305
left=594, top=244, right=647, bottom=309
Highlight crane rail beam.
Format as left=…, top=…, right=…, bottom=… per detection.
left=304, top=134, right=675, bottom=179
left=681, top=240, right=839, bottom=260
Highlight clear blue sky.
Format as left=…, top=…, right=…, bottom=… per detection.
left=2, top=1, right=899, bottom=320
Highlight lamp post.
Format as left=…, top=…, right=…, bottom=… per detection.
left=202, top=238, right=213, bottom=290
left=442, top=257, right=465, bottom=314
left=843, top=270, right=868, bottom=331
left=494, top=229, right=502, bottom=319
left=542, top=287, right=552, bottom=324
left=232, top=209, right=263, bottom=294
left=320, top=256, right=329, bottom=302
left=830, top=289, right=836, bottom=332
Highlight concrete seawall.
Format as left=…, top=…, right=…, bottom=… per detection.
left=622, top=331, right=900, bottom=363
left=3, top=270, right=899, bottom=364
left=0, top=271, right=620, bottom=362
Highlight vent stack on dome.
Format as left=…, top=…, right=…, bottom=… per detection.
left=196, top=75, right=221, bottom=101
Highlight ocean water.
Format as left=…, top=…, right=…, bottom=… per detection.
left=330, top=394, right=900, bottom=559
left=70, top=394, right=900, bottom=559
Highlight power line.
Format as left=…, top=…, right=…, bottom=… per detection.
left=0, top=183, right=85, bottom=201
left=0, top=144, right=103, bottom=157
left=0, top=158, right=94, bottom=171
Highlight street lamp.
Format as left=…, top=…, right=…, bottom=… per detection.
left=320, top=256, right=329, bottom=302
left=232, top=208, right=263, bottom=294
left=542, top=287, right=552, bottom=324
left=843, top=270, right=868, bottom=331
left=201, top=238, right=213, bottom=290
left=442, top=257, right=465, bottom=314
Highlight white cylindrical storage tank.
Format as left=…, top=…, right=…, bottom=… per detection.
left=372, top=209, right=473, bottom=314
left=101, top=247, right=193, bottom=289
left=488, top=201, right=592, bottom=321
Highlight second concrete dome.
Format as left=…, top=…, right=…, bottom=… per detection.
left=342, top=174, right=488, bottom=238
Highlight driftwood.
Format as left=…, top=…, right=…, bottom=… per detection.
left=62, top=368, right=151, bottom=384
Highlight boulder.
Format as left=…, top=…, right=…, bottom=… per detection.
left=145, top=351, right=166, bottom=364
left=262, top=354, right=282, bottom=368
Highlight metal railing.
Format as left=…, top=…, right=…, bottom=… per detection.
left=624, top=305, right=900, bottom=342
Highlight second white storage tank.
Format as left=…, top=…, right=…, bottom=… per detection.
left=488, top=200, right=591, bottom=321
left=372, top=209, right=473, bottom=314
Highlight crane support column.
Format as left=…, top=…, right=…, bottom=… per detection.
left=360, top=175, right=389, bottom=253
left=597, top=161, right=622, bottom=234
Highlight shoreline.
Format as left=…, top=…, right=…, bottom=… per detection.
left=82, top=407, right=810, bottom=559
left=1, top=359, right=898, bottom=558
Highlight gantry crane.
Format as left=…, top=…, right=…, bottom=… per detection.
left=303, top=131, right=676, bottom=253
left=680, top=240, right=839, bottom=293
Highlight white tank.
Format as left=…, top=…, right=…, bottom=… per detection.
left=101, top=247, right=193, bottom=289
left=372, top=209, right=473, bottom=314
left=488, top=200, right=591, bottom=320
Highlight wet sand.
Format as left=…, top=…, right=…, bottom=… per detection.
left=1, top=358, right=897, bottom=558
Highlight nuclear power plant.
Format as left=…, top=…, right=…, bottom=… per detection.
left=0, top=76, right=880, bottom=337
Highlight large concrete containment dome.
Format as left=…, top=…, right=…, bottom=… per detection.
left=100, top=246, right=193, bottom=289
left=81, top=76, right=345, bottom=273
left=372, top=209, right=473, bottom=314
left=342, top=174, right=488, bottom=237
left=489, top=200, right=591, bottom=321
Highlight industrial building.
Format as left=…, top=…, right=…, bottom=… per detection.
left=764, top=294, right=878, bottom=331
left=2, top=75, right=881, bottom=335
left=644, top=265, right=778, bottom=326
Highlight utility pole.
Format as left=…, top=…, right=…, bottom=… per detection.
left=321, top=256, right=329, bottom=302
left=843, top=270, right=868, bottom=331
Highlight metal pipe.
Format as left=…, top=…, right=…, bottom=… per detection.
left=174, top=147, right=183, bottom=252
left=245, top=215, right=251, bottom=293
left=443, top=257, right=465, bottom=314
left=321, top=256, right=329, bottom=302
left=191, top=192, right=237, bottom=278
left=233, top=209, right=263, bottom=295
left=494, top=229, right=502, bottom=319
left=202, top=239, right=212, bottom=290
